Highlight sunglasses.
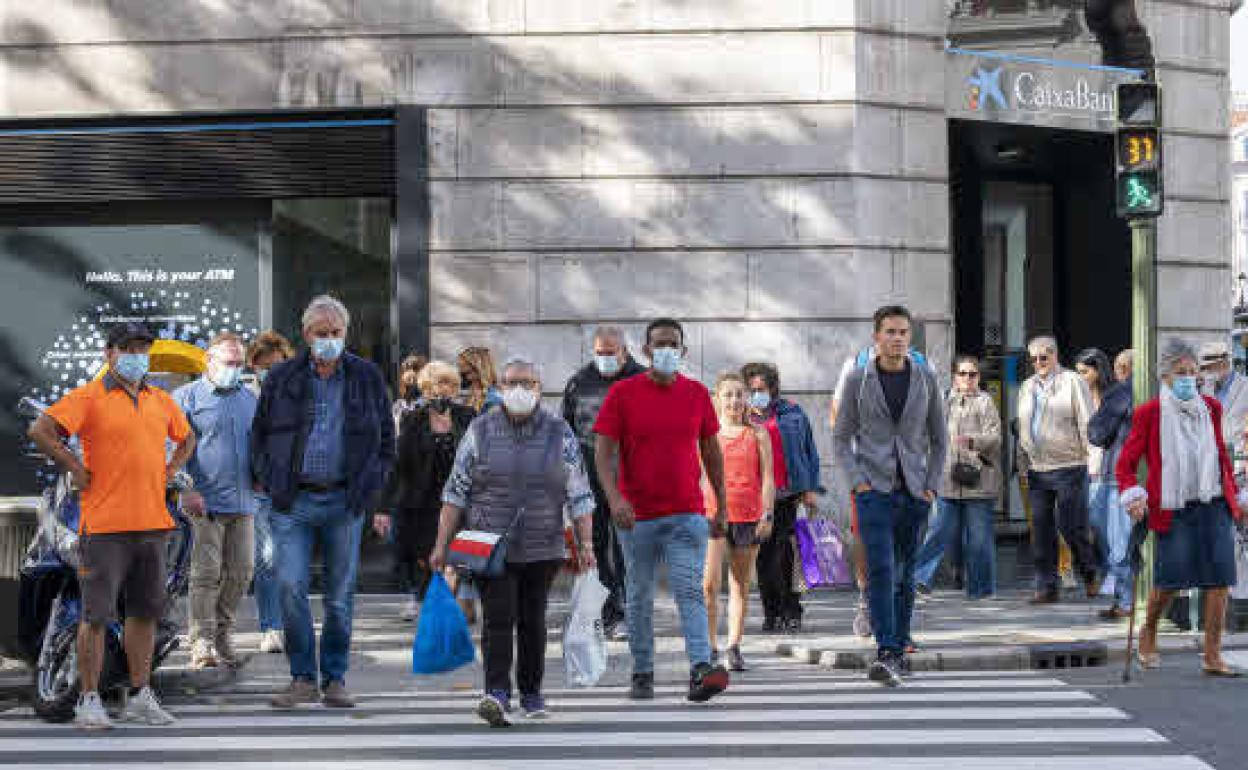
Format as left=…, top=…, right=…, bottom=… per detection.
left=956, top=370, right=980, bottom=378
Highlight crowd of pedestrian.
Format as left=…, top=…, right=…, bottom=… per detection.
left=29, top=293, right=1248, bottom=730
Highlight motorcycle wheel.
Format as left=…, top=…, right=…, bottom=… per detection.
left=31, top=625, right=79, bottom=723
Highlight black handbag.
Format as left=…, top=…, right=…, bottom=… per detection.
left=951, top=461, right=982, bottom=487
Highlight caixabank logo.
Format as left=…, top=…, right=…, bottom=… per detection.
left=967, top=61, right=1115, bottom=118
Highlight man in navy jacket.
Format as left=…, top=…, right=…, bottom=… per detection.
left=251, top=296, right=394, bottom=709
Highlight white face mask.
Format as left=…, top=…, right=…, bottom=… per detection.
left=503, top=386, right=539, bottom=416
left=210, top=364, right=243, bottom=390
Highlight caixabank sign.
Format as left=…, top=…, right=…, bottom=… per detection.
left=947, top=47, right=1145, bottom=133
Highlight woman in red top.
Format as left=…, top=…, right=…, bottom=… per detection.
left=1116, top=338, right=1247, bottom=676
left=703, top=373, right=776, bottom=672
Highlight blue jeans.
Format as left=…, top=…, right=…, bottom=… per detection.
left=618, top=513, right=712, bottom=674
left=1089, top=480, right=1132, bottom=610
left=856, top=490, right=929, bottom=655
left=914, top=498, right=997, bottom=599
left=253, top=496, right=283, bottom=632
left=271, top=490, right=364, bottom=685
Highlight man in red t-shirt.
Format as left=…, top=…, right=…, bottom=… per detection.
left=594, top=318, right=731, bottom=703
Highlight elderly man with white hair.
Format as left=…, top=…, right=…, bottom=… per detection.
left=174, top=332, right=259, bottom=671
left=1017, top=334, right=1100, bottom=604
left=431, top=355, right=596, bottom=726
left=251, top=295, right=395, bottom=709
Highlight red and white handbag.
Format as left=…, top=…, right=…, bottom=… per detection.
left=446, top=508, right=524, bottom=578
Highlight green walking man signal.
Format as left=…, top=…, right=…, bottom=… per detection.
left=1115, top=82, right=1163, bottom=219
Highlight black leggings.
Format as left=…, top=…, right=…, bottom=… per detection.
left=478, top=560, right=562, bottom=696
left=756, top=495, right=803, bottom=621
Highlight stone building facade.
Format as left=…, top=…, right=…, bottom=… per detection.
left=0, top=0, right=1236, bottom=504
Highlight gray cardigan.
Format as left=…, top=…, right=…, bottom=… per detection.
left=832, top=359, right=949, bottom=499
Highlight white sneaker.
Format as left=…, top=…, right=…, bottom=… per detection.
left=190, top=638, right=217, bottom=669
left=259, top=629, right=284, bottom=654
left=73, top=691, right=113, bottom=730
left=401, top=597, right=419, bottom=621
left=119, top=686, right=176, bottom=726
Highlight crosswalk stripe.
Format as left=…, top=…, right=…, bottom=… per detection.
left=0, top=705, right=1131, bottom=731
left=0, top=727, right=1170, bottom=753
left=0, top=758, right=1212, bottom=770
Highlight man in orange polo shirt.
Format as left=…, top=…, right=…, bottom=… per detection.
left=29, top=322, right=196, bottom=730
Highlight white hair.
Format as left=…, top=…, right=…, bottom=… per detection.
left=592, top=325, right=627, bottom=347
left=1159, top=338, right=1198, bottom=376
left=1028, top=335, right=1058, bottom=356
left=500, top=354, right=541, bottom=382
left=301, top=295, right=351, bottom=331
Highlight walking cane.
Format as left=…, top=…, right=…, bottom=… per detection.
left=1122, top=521, right=1149, bottom=684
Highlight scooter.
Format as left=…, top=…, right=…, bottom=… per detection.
left=15, top=397, right=194, bottom=723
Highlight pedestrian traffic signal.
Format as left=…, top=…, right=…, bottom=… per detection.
left=1115, top=82, right=1162, bottom=219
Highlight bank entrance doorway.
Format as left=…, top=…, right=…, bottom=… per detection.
left=950, top=119, right=1131, bottom=520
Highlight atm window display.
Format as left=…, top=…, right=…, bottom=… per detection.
left=0, top=219, right=262, bottom=497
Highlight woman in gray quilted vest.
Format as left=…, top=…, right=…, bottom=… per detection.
left=431, top=355, right=596, bottom=726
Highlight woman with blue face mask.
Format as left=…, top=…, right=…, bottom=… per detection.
left=1117, top=338, right=1248, bottom=677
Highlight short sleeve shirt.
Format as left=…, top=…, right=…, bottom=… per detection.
left=45, top=377, right=191, bottom=534
left=592, top=373, right=719, bottom=520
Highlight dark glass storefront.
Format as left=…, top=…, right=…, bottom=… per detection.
left=0, top=110, right=426, bottom=505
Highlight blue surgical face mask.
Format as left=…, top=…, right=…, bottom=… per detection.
left=311, top=337, right=345, bottom=362
left=749, top=391, right=771, bottom=410
left=114, top=353, right=150, bottom=383
left=1171, top=376, right=1198, bottom=402
left=212, top=365, right=243, bottom=390
left=650, top=347, right=682, bottom=376
left=595, top=355, right=621, bottom=377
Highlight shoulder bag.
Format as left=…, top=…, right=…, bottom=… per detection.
left=950, top=395, right=982, bottom=488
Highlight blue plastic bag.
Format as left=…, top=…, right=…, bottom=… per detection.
left=411, top=574, right=476, bottom=674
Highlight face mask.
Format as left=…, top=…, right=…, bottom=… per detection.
left=749, top=391, right=771, bottom=410
left=1171, top=376, right=1198, bottom=402
left=430, top=396, right=453, bottom=413
left=113, top=353, right=149, bottom=383
left=311, top=337, right=344, bottom=362
left=503, top=386, right=539, bottom=416
left=650, top=347, right=682, bottom=377
left=211, top=365, right=243, bottom=390
left=595, top=355, right=621, bottom=377
left=256, top=368, right=269, bottom=383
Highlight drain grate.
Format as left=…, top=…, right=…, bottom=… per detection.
left=1029, top=642, right=1108, bottom=670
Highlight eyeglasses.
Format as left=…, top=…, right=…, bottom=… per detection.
left=956, top=370, right=980, bottom=378
left=502, top=379, right=538, bottom=389
left=1030, top=354, right=1050, bottom=363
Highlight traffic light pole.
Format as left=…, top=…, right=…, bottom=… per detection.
left=1129, top=217, right=1157, bottom=661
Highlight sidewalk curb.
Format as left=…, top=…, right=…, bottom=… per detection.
left=775, top=638, right=1248, bottom=672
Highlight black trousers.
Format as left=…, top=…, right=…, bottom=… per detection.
left=756, top=495, right=803, bottom=621
left=478, top=560, right=561, bottom=697
left=1028, top=467, right=1099, bottom=592
left=590, top=481, right=627, bottom=624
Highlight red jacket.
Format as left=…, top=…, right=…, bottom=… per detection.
left=1114, top=395, right=1241, bottom=533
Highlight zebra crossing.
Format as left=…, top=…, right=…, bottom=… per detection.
left=0, top=657, right=1214, bottom=769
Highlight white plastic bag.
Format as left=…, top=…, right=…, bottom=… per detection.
left=562, top=569, right=610, bottom=687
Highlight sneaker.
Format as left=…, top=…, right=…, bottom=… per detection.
left=259, top=629, right=284, bottom=654
left=214, top=632, right=240, bottom=668
left=119, top=686, right=176, bottom=725
left=784, top=617, right=802, bottom=634
left=868, top=652, right=903, bottom=687
left=629, top=672, right=655, bottom=700
left=476, top=691, right=511, bottom=727
left=895, top=652, right=913, bottom=677
left=915, top=583, right=933, bottom=599
left=190, top=638, right=217, bottom=669
left=726, top=646, right=747, bottom=672
left=73, top=691, right=113, bottom=730
left=401, top=597, right=419, bottom=621
left=321, top=681, right=357, bottom=709
left=607, top=621, right=630, bottom=641
left=853, top=605, right=873, bottom=638
left=519, top=693, right=548, bottom=719
left=687, top=662, right=730, bottom=703
left=270, top=678, right=319, bottom=709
